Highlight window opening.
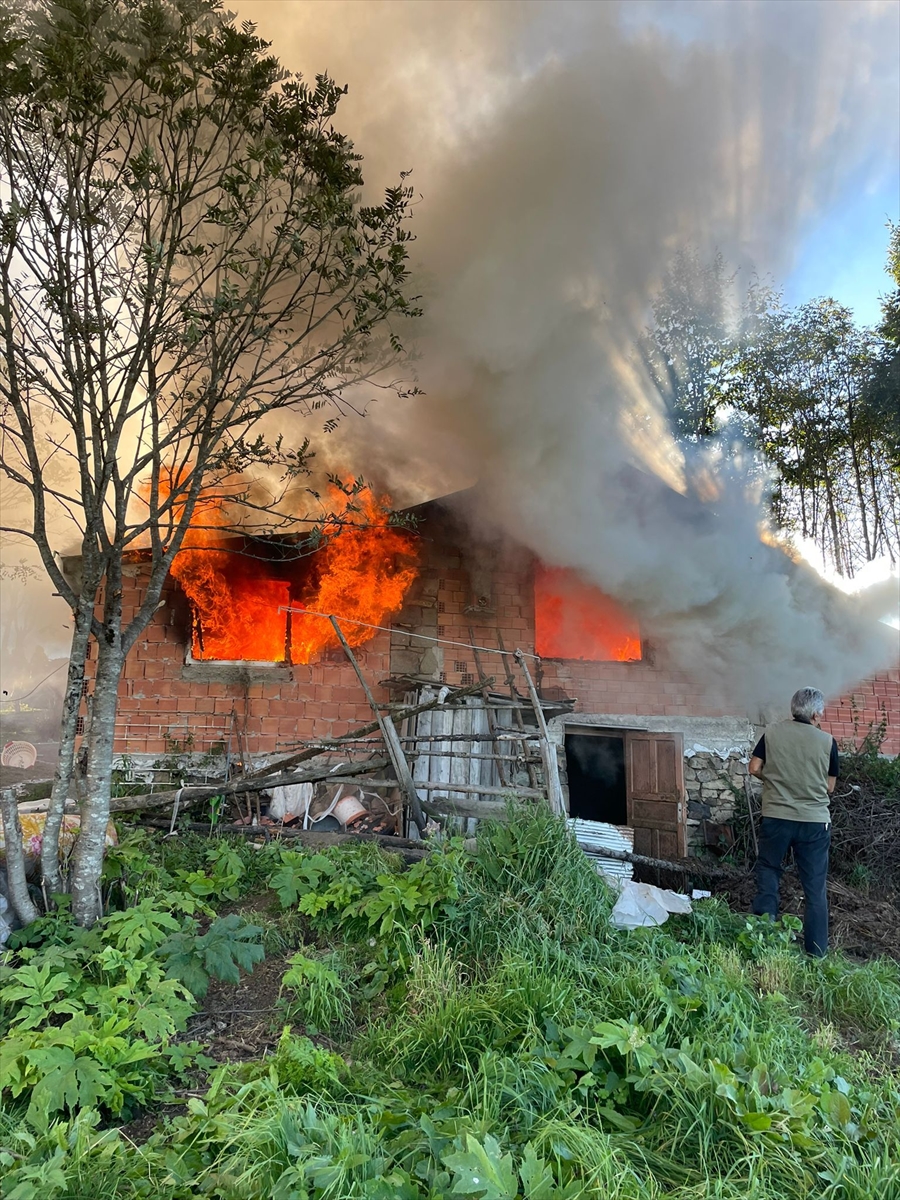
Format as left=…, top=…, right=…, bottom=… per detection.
left=535, top=565, right=641, bottom=661
left=565, top=733, right=628, bottom=824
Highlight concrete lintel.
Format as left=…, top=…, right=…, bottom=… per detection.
left=181, top=662, right=293, bottom=686
left=549, top=712, right=754, bottom=759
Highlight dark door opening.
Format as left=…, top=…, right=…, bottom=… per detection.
left=565, top=733, right=628, bottom=824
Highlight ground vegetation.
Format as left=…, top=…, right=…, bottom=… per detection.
left=1, top=808, right=898, bottom=1199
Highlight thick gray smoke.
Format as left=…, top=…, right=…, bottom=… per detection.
left=2, top=2, right=896, bottom=716
left=237, top=0, right=899, bottom=710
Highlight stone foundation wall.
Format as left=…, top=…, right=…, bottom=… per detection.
left=684, top=751, right=749, bottom=849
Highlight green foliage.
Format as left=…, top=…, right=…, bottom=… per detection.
left=0, top=892, right=257, bottom=1126
left=158, top=914, right=264, bottom=998
left=281, top=952, right=353, bottom=1035
left=2, top=815, right=899, bottom=1199
left=269, top=1029, right=347, bottom=1097
left=269, top=841, right=463, bottom=993
left=735, top=913, right=803, bottom=960
left=643, top=246, right=900, bottom=575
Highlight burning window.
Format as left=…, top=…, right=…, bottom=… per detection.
left=534, top=565, right=641, bottom=661
left=171, top=486, right=418, bottom=664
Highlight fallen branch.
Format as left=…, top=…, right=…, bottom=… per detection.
left=109, top=756, right=389, bottom=814
left=584, top=842, right=745, bottom=878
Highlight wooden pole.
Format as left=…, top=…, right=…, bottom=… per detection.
left=469, top=626, right=511, bottom=789
left=497, top=631, right=540, bottom=788
left=514, top=650, right=565, bottom=815
left=328, top=616, right=427, bottom=834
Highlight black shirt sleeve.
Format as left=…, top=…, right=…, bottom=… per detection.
left=752, top=734, right=765, bottom=762
left=829, top=738, right=839, bottom=778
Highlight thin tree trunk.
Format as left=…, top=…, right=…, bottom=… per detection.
left=846, top=397, right=873, bottom=561
left=41, top=601, right=94, bottom=897
left=70, top=562, right=125, bottom=927
left=0, top=788, right=40, bottom=925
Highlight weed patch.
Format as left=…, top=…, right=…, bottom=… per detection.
left=1, top=816, right=898, bottom=1200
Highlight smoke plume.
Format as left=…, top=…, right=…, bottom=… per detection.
left=236, top=0, right=899, bottom=711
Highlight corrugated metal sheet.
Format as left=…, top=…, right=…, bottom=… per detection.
left=567, top=819, right=634, bottom=883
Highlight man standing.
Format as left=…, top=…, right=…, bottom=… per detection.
left=749, top=687, right=839, bottom=957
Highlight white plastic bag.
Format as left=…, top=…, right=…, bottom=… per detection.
left=269, top=782, right=313, bottom=822
left=609, top=881, right=693, bottom=930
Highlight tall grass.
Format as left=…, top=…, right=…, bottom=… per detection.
left=3, top=808, right=898, bottom=1200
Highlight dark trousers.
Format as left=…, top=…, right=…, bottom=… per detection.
left=752, top=816, right=831, bottom=956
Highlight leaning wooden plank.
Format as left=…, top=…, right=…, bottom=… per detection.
left=515, top=651, right=565, bottom=815
left=328, top=615, right=427, bottom=834
left=470, top=628, right=511, bottom=789
left=245, top=679, right=488, bottom=781
left=108, top=756, right=389, bottom=814
left=497, top=631, right=540, bottom=789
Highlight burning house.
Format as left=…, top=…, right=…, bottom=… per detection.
left=70, top=484, right=900, bottom=864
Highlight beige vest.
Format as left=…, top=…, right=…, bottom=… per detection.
left=760, top=719, right=833, bottom=823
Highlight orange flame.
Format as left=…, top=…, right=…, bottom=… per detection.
left=534, top=565, right=642, bottom=662
left=167, top=481, right=417, bottom=663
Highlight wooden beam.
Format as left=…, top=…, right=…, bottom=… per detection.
left=245, top=680, right=487, bottom=781
left=108, top=756, right=389, bottom=813
left=360, top=779, right=544, bottom=800
left=515, top=651, right=565, bottom=815
left=329, top=616, right=427, bottom=834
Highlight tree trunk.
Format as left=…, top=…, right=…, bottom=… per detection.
left=0, top=788, right=40, bottom=925
left=41, top=601, right=94, bottom=897
left=70, top=565, right=125, bottom=926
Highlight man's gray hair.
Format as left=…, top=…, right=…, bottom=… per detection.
left=791, top=687, right=826, bottom=721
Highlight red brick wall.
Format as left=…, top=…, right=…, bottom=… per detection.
left=87, top=564, right=392, bottom=758
left=821, top=668, right=900, bottom=756
left=93, top=515, right=900, bottom=760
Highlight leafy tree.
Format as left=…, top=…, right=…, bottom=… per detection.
left=640, top=249, right=736, bottom=441
left=640, top=248, right=781, bottom=443
left=864, top=221, right=900, bottom=464
left=0, top=0, right=418, bottom=924
left=726, top=298, right=897, bottom=576
left=645, top=248, right=899, bottom=577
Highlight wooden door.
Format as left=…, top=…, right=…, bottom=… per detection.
left=625, top=732, right=687, bottom=859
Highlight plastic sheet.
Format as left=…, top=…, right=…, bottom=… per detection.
left=609, top=880, right=693, bottom=930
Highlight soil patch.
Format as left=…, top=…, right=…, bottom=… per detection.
left=711, top=869, right=900, bottom=962
left=188, top=950, right=288, bottom=1063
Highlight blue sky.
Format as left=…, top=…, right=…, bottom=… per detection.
left=784, top=184, right=898, bottom=328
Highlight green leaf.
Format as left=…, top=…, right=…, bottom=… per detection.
left=443, top=1134, right=518, bottom=1199
left=518, top=1142, right=557, bottom=1199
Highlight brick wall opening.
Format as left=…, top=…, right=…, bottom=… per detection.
left=534, top=565, right=642, bottom=662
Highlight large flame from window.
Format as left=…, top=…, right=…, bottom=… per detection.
left=168, top=483, right=417, bottom=663
left=535, top=565, right=642, bottom=661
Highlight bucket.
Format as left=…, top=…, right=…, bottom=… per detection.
left=332, top=795, right=368, bottom=828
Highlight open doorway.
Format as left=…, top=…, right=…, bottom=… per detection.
left=564, top=732, right=627, bottom=824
